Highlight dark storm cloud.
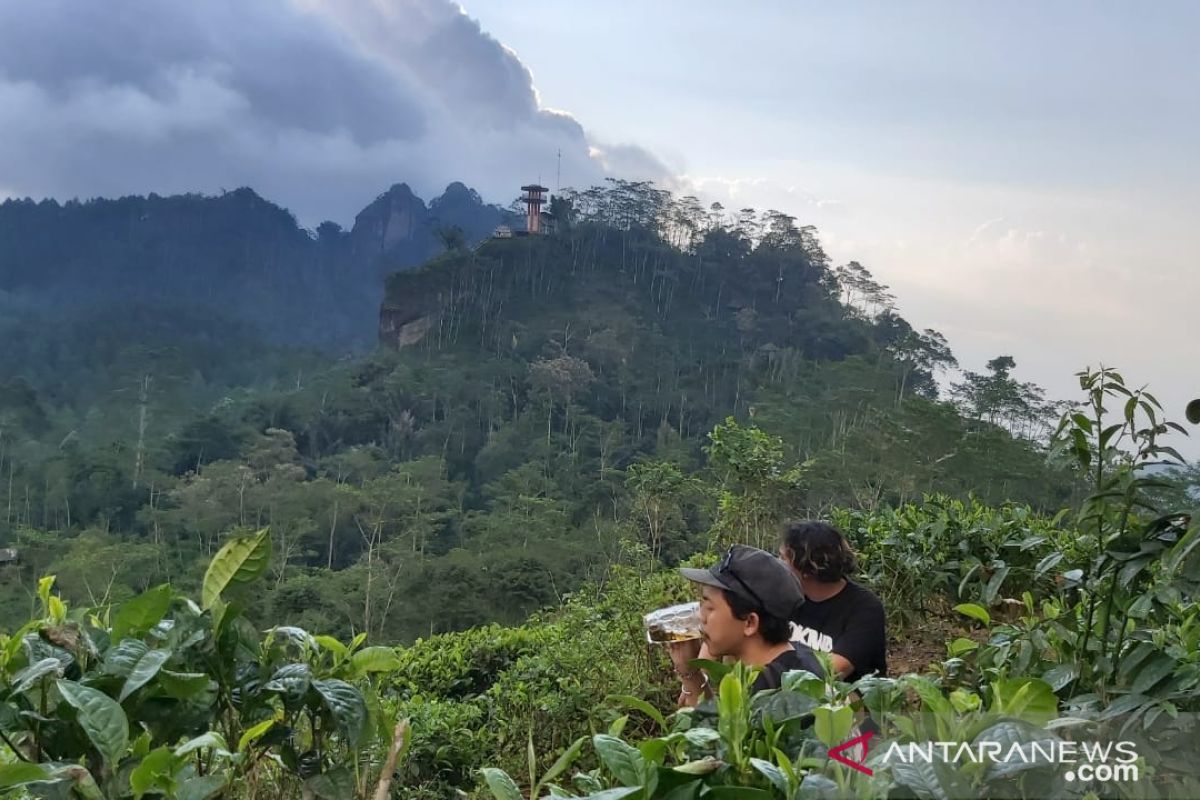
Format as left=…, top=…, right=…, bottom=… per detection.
left=0, top=0, right=666, bottom=223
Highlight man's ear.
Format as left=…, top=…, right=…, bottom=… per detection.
left=742, top=611, right=761, bottom=638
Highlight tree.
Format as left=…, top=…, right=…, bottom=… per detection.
left=951, top=356, right=1054, bottom=439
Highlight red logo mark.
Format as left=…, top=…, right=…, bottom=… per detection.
left=829, top=729, right=875, bottom=776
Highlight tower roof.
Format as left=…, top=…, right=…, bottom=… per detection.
left=521, top=184, right=549, bottom=192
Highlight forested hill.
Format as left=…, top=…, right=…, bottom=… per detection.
left=0, top=181, right=512, bottom=348
left=0, top=177, right=1079, bottom=644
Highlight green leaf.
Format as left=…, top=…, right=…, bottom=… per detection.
left=177, top=775, right=227, bottom=800
left=264, top=663, right=312, bottom=704
left=750, top=758, right=789, bottom=794
left=0, top=762, right=52, bottom=789
left=350, top=645, right=401, bottom=675
left=479, top=767, right=523, bottom=800
left=798, top=774, right=841, bottom=800
left=201, top=528, right=271, bottom=610
left=948, top=638, right=979, bottom=657
left=157, top=670, right=212, bottom=700
left=313, top=635, right=349, bottom=660
left=120, top=648, right=172, bottom=701
left=312, top=678, right=367, bottom=747
left=954, top=603, right=991, bottom=626
left=578, top=790, right=641, bottom=800
left=607, top=694, right=667, bottom=728
left=238, top=718, right=276, bottom=753
left=57, top=679, right=129, bottom=769
left=811, top=704, right=854, bottom=749
left=304, top=767, right=355, bottom=800
left=982, top=565, right=1011, bottom=605
left=702, top=788, right=773, bottom=799
left=130, top=747, right=178, bottom=799
left=592, top=733, right=646, bottom=786
left=112, top=585, right=173, bottom=641
left=12, top=657, right=65, bottom=693
left=174, top=731, right=229, bottom=758
left=1131, top=655, right=1177, bottom=694
left=672, top=757, right=722, bottom=775
left=103, top=638, right=149, bottom=678
left=37, top=575, right=55, bottom=616
left=1041, top=663, right=1079, bottom=692
left=991, top=678, right=1058, bottom=723
left=889, top=757, right=969, bottom=800
left=537, top=735, right=588, bottom=792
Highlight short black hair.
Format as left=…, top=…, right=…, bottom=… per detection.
left=723, top=589, right=793, bottom=645
left=781, top=520, right=858, bottom=582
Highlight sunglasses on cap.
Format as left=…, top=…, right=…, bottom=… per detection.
left=718, top=546, right=769, bottom=614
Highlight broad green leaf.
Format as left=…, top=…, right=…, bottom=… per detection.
left=174, top=731, right=229, bottom=758
left=672, top=757, right=721, bottom=775
left=681, top=728, right=721, bottom=747
left=201, top=528, right=271, bottom=610
left=177, top=775, right=227, bottom=800
left=592, top=733, right=646, bottom=786
left=479, top=767, right=523, bottom=800
left=120, top=648, right=172, bottom=701
left=799, top=773, right=841, bottom=800
left=982, top=565, right=1011, bottom=605
left=112, top=585, right=173, bottom=641
left=12, top=657, right=65, bottom=693
left=578, top=790, right=641, bottom=800
left=947, top=638, right=979, bottom=657
left=537, top=734, right=588, bottom=791
left=304, top=767, right=355, bottom=800
left=103, top=639, right=150, bottom=677
left=889, top=757, right=968, bottom=800
left=975, top=720, right=1059, bottom=782
left=1131, top=655, right=1177, bottom=695
left=954, top=603, right=991, bottom=627
left=350, top=645, right=401, bottom=675
left=607, top=694, right=667, bottom=728
left=702, top=788, right=773, bottom=799
left=811, top=704, right=854, bottom=749
left=157, top=670, right=212, bottom=700
left=313, top=635, right=348, bottom=660
left=991, top=678, right=1058, bottom=723
left=0, top=762, right=51, bottom=789
left=57, top=679, right=129, bottom=768
left=37, top=575, right=55, bottom=616
left=312, top=678, right=367, bottom=747
left=130, top=747, right=178, bottom=799
left=238, top=718, right=276, bottom=752
left=48, top=595, right=66, bottom=623
left=750, top=758, right=789, bottom=794
left=716, top=668, right=748, bottom=759
left=264, top=662, right=312, bottom=704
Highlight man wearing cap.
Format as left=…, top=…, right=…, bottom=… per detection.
left=670, top=544, right=821, bottom=707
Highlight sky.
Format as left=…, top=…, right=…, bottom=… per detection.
left=1, top=0, right=1196, bottom=455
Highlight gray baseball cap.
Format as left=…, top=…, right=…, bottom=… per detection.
left=680, top=544, right=806, bottom=621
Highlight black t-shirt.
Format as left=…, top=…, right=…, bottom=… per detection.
left=789, top=579, right=887, bottom=683
left=750, top=646, right=825, bottom=693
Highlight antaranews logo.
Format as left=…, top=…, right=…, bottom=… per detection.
left=828, top=732, right=1143, bottom=786
left=878, top=739, right=1141, bottom=785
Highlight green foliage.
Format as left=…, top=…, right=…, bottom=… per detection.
left=0, top=548, right=397, bottom=799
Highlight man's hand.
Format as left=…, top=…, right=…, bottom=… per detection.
left=668, top=638, right=702, bottom=674
left=668, top=638, right=707, bottom=708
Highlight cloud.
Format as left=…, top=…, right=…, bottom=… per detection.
left=0, top=0, right=668, bottom=225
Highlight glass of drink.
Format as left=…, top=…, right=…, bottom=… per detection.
left=643, top=601, right=702, bottom=644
